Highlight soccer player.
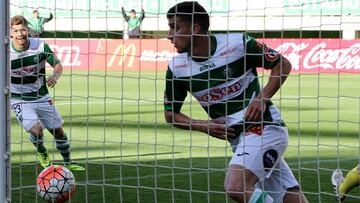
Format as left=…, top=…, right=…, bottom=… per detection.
left=27, top=10, right=53, bottom=37
left=10, top=15, right=84, bottom=171
left=163, top=1, right=308, bottom=203
left=121, top=6, right=145, bottom=39
left=332, top=164, right=360, bottom=201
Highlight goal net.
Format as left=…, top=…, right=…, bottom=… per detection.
left=6, top=0, right=360, bottom=202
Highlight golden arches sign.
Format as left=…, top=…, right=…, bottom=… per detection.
left=107, top=44, right=136, bottom=68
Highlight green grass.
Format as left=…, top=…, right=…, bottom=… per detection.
left=11, top=70, right=360, bottom=202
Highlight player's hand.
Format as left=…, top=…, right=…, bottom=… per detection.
left=202, top=120, right=236, bottom=140
left=46, top=75, right=58, bottom=88
left=245, top=99, right=267, bottom=121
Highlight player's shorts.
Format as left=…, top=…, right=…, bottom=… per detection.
left=11, top=98, right=64, bottom=132
left=228, top=125, right=299, bottom=202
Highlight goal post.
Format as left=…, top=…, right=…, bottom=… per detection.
left=0, top=0, right=10, bottom=202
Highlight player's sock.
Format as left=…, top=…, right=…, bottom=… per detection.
left=248, top=188, right=274, bottom=203
left=339, top=164, right=360, bottom=196
left=29, top=134, right=47, bottom=153
left=55, top=134, right=71, bottom=163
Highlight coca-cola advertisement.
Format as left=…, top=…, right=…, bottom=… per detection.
left=265, top=39, right=360, bottom=73
left=47, top=38, right=360, bottom=73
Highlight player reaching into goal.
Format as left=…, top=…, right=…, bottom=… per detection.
left=163, top=1, right=308, bottom=203
left=10, top=15, right=85, bottom=171
left=332, top=164, right=360, bottom=201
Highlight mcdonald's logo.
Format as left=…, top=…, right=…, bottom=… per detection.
left=107, top=43, right=136, bottom=68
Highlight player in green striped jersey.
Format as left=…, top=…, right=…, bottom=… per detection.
left=164, top=2, right=308, bottom=203
left=10, top=15, right=84, bottom=171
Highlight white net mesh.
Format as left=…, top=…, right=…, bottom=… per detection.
left=7, top=0, right=360, bottom=202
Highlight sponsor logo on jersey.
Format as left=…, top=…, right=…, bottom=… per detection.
left=220, top=47, right=237, bottom=56
left=174, top=63, right=188, bottom=69
left=263, top=149, right=278, bottom=171
left=237, top=152, right=249, bottom=156
left=12, top=67, right=37, bottom=76
left=17, top=52, right=29, bottom=58
left=195, top=82, right=242, bottom=102
left=199, top=63, right=216, bottom=71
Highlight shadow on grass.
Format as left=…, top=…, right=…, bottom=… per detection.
left=277, top=105, right=334, bottom=112
left=10, top=155, right=360, bottom=203
left=12, top=118, right=359, bottom=139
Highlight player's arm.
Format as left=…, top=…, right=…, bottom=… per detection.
left=243, top=34, right=291, bottom=121
left=140, top=6, right=145, bottom=22
left=44, top=42, right=63, bottom=88
left=163, top=68, right=235, bottom=139
left=121, top=7, right=129, bottom=22
left=44, top=13, right=53, bottom=23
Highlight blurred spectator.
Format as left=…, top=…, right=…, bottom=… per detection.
left=121, top=6, right=145, bottom=39
left=27, top=10, right=53, bottom=37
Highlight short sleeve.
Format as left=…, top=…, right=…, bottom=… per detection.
left=44, top=43, right=61, bottom=67
left=243, top=34, right=281, bottom=70
left=164, top=67, right=188, bottom=113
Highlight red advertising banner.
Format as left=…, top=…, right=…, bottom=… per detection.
left=47, top=38, right=360, bottom=73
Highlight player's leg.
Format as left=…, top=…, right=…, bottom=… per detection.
left=332, top=164, right=360, bottom=201
left=266, top=157, right=308, bottom=203
left=11, top=101, right=51, bottom=167
left=283, top=186, right=308, bottom=203
left=38, top=100, right=85, bottom=171
left=29, top=122, right=52, bottom=168
left=47, top=127, right=84, bottom=171
left=224, top=165, right=274, bottom=203
left=225, top=130, right=278, bottom=203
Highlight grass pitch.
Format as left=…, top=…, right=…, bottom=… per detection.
left=11, top=70, right=360, bottom=202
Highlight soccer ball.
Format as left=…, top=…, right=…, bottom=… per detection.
left=36, top=165, right=76, bottom=203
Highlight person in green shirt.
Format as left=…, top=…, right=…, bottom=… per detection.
left=121, top=6, right=145, bottom=39
left=27, top=10, right=53, bottom=37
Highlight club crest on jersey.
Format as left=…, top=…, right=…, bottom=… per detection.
left=265, top=47, right=280, bottom=61
left=223, top=66, right=234, bottom=78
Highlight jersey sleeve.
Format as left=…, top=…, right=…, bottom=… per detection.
left=44, top=42, right=61, bottom=67
left=164, top=67, right=188, bottom=113
left=243, top=34, right=281, bottom=70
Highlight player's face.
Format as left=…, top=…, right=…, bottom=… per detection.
left=33, top=12, right=39, bottom=18
left=167, top=17, right=192, bottom=53
left=11, top=24, right=29, bottom=48
left=130, top=12, right=136, bottom=18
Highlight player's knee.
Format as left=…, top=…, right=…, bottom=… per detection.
left=29, top=123, right=44, bottom=136
left=50, top=127, right=65, bottom=139
left=224, top=180, right=249, bottom=203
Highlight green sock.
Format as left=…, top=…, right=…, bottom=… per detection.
left=55, top=134, right=71, bottom=163
left=29, top=134, right=47, bottom=153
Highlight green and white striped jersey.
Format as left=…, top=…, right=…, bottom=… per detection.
left=164, top=33, right=285, bottom=128
left=10, top=38, right=60, bottom=101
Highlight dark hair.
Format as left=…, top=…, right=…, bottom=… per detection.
left=130, top=9, right=136, bottom=13
left=32, top=10, right=38, bottom=14
left=11, top=15, right=28, bottom=27
left=167, top=1, right=209, bottom=33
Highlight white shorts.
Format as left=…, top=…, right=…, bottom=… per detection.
left=228, top=125, right=299, bottom=202
left=11, top=98, right=64, bottom=132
